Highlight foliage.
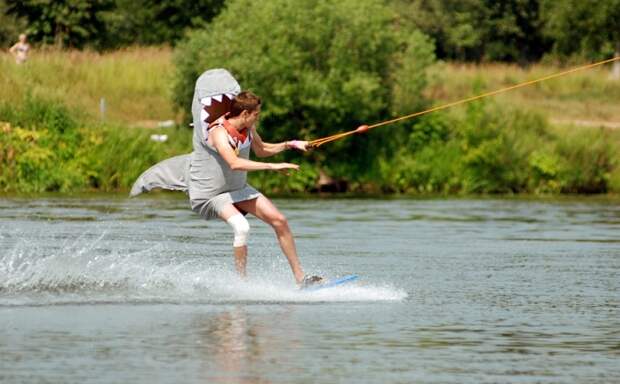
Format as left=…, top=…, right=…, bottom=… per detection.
left=0, top=95, right=191, bottom=193
left=0, top=47, right=174, bottom=125
left=1, top=47, right=619, bottom=195
left=366, top=94, right=620, bottom=195
left=101, top=0, right=225, bottom=48
left=392, top=0, right=550, bottom=63
left=554, top=128, right=615, bottom=193
left=542, top=0, right=620, bottom=60
left=0, top=0, right=27, bottom=47
left=174, top=0, right=435, bottom=180
left=7, top=0, right=112, bottom=48
left=249, top=162, right=320, bottom=195
left=456, top=100, right=551, bottom=192
left=3, top=0, right=619, bottom=63
left=0, top=93, right=77, bottom=134
left=4, top=0, right=224, bottom=49
left=0, top=96, right=83, bottom=192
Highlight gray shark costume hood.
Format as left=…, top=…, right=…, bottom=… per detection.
left=130, top=69, right=241, bottom=197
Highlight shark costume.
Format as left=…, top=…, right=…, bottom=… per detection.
left=130, top=69, right=261, bottom=220
left=131, top=69, right=326, bottom=286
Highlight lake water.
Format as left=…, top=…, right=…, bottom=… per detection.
left=1, top=196, right=618, bottom=383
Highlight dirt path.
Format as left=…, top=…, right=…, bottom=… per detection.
left=550, top=119, right=620, bottom=129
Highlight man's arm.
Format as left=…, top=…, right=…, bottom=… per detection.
left=211, top=126, right=298, bottom=172
left=250, top=125, right=308, bottom=158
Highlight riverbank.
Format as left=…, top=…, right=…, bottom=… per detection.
left=1, top=48, right=619, bottom=194
left=3, top=49, right=619, bottom=128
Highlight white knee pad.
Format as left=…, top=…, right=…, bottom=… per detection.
left=226, top=214, right=250, bottom=247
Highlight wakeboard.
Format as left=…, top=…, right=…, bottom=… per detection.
left=302, top=274, right=359, bottom=292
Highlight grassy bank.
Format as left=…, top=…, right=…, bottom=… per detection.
left=0, top=97, right=191, bottom=193
left=3, top=48, right=619, bottom=128
left=1, top=48, right=619, bottom=194
left=0, top=47, right=174, bottom=126
left=427, top=62, right=620, bottom=126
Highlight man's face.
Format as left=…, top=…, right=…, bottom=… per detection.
left=243, top=105, right=261, bottom=127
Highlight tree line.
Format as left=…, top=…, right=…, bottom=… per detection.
left=1, top=0, right=618, bottom=194
left=1, top=0, right=619, bottom=63
left=0, top=0, right=224, bottom=49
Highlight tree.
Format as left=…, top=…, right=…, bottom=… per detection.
left=173, top=0, right=435, bottom=175
left=0, top=0, right=27, bottom=48
left=482, top=0, right=549, bottom=63
left=7, top=0, right=226, bottom=49
left=543, top=0, right=620, bottom=77
left=7, top=0, right=112, bottom=48
left=392, top=0, right=487, bottom=61
left=391, top=0, right=549, bottom=63
left=102, top=0, right=225, bottom=47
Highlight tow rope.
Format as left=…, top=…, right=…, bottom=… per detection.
left=308, top=56, right=620, bottom=148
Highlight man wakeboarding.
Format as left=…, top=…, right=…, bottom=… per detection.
left=131, top=69, right=323, bottom=288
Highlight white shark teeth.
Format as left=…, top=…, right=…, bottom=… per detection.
left=200, top=109, right=210, bottom=128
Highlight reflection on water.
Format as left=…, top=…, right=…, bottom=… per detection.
left=205, top=308, right=257, bottom=381
left=0, top=196, right=619, bottom=383
left=201, top=307, right=268, bottom=384
left=194, top=307, right=301, bottom=384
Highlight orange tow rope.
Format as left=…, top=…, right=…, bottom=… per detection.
left=308, top=56, right=620, bottom=148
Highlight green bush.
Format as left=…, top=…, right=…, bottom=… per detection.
left=249, top=162, right=319, bottom=195
left=372, top=112, right=458, bottom=194
left=365, top=95, right=620, bottom=196
left=377, top=140, right=462, bottom=194
left=555, top=128, right=616, bottom=193
left=0, top=94, right=77, bottom=134
left=0, top=94, right=192, bottom=193
left=173, top=0, right=435, bottom=178
left=527, top=150, right=563, bottom=194
left=406, top=113, right=452, bottom=152
left=0, top=0, right=27, bottom=47
left=454, top=100, right=555, bottom=193
left=0, top=96, right=82, bottom=192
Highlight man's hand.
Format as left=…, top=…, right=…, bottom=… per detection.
left=271, top=162, right=299, bottom=175
left=287, top=140, right=309, bottom=151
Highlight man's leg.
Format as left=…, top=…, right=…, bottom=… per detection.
left=235, top=196, right=305, bottom=284
left=219, top=204, right=250, bottom=277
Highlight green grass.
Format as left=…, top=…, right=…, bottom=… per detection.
left=426, top=61, right=620, bottom=125
left=0, top=47, right=175, bottom=126
left=2, top=48, right=619, bottom=128
left=1, top=48, right=619, bottom=194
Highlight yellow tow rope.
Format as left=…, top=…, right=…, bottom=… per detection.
left=309, top=56, right=620, bottom=148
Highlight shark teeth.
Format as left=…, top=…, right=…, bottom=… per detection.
left=200, top=109, right=210, bottom=127
left=201, top=97, right=212, bottom=106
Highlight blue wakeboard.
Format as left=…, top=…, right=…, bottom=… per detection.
left=303, top=274, right=359, bottom=292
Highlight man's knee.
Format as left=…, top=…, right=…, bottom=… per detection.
left=226, top=214, right=250, bottom=247
left=270, top=213, right=289, bottom=231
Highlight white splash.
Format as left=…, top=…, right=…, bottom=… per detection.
left=0, top=229, right=407, bottom=306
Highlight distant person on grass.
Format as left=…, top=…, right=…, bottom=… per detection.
left=9, top=34, right=30, bottom=64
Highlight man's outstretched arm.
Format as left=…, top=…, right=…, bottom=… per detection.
left=250, top=126, right=307, bottom=158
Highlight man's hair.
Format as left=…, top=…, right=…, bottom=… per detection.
left=230, top=91, right=261, bottom=117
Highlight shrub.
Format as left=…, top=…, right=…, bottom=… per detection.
left=173, top=0, right=435, bottom=179
left=0, top=94, right=192, bottom=193
left=528, top=150, right=563, bottom=193
left=555, top=127, right=616, bottom=193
